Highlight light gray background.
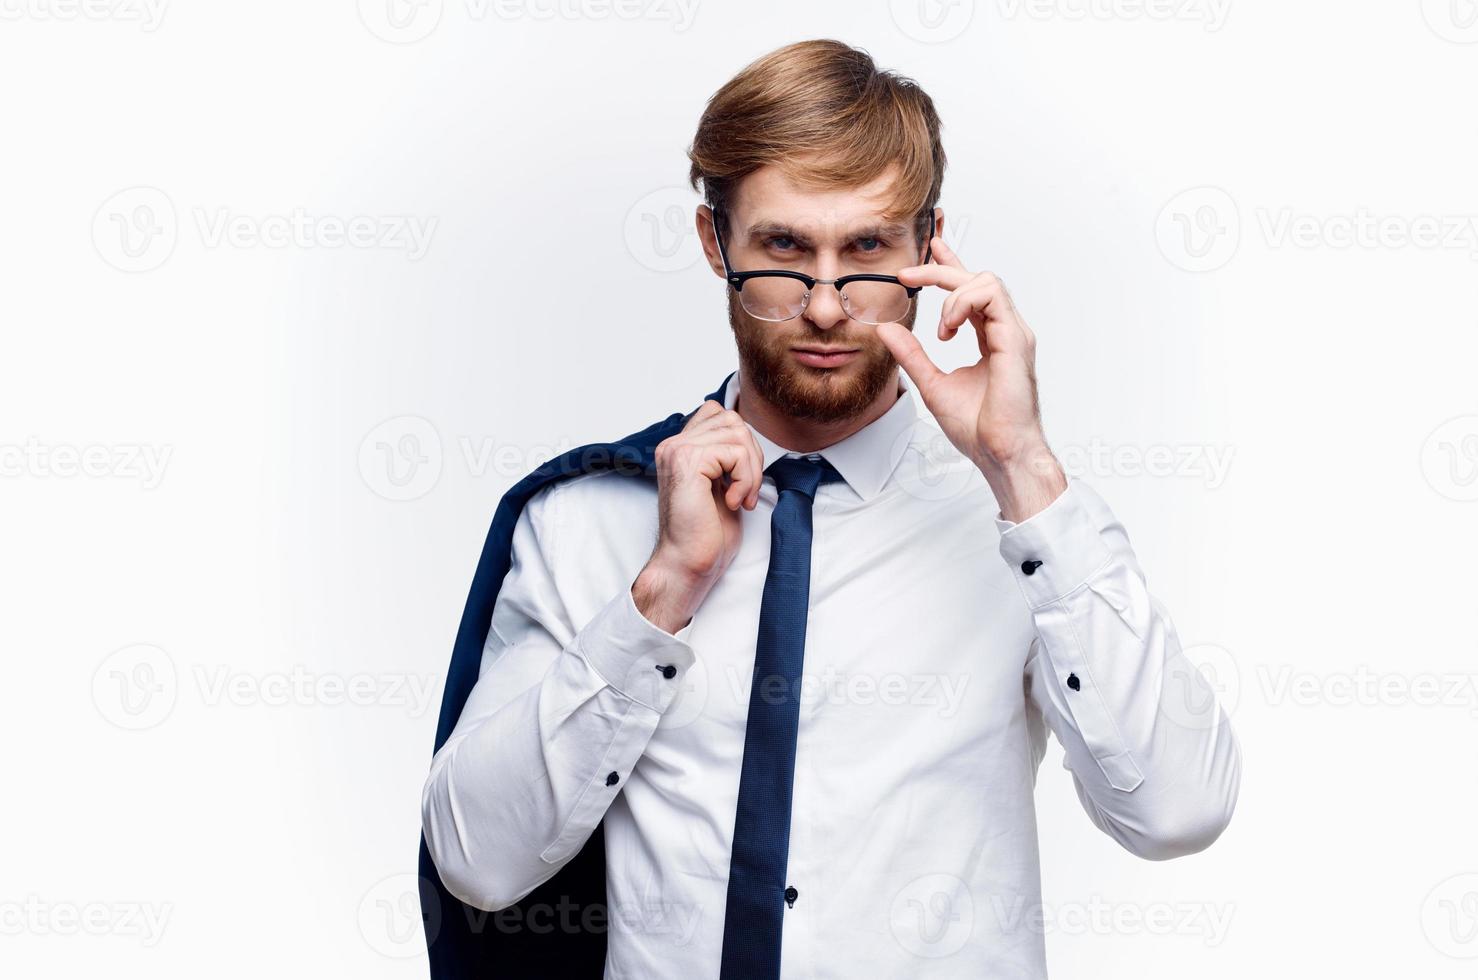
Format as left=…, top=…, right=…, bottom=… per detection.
left=3, top=1, right=1477, bottom=976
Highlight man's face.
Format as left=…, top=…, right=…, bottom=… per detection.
left=701, top=165, right=932, bottom=424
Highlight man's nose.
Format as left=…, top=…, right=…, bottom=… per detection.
left=803, top=280, right=848, bottom=330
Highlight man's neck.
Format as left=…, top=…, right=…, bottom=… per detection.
left=735, top=370, right=904, bottom=455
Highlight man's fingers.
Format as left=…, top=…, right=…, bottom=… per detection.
left=675, top=427, right=763, bottom=510
left=682, top=399, right=726, bottom=431
left=876, top=321, right=944, bottom=395
left=930, top=235, right=968, bottom=271
left=897, top=262, right=973, bottom=292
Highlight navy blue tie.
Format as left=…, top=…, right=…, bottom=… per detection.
left=719, top=453, right=844, bottom=980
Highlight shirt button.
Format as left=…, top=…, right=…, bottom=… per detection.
left=784, top=886, right=798, bottom=908
left=656, top=664, right=678, bottom=680
left=1066, top=673, right=1081, bottom=691
left=1021, top=559, right=1043, bottom=576
left=605, top=771, right=619, bottom=786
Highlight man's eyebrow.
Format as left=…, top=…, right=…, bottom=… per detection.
left=743, top=221, right=912, bottom=243
left=746, top=222, right=812, bottom=246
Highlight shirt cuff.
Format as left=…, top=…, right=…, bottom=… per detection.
left=995, top=478, right=1114, bottom=609
left=574, top=585, right=697, bottom=712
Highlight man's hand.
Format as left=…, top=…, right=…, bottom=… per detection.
left=634, top=400, right=764, bottom=634
left=876, top=235, right=1068, bottom=523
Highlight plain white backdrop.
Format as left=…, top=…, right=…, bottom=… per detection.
left=3, top=1, right=1477, bottom=976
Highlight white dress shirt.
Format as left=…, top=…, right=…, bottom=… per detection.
left=422, top=365, right=1241, bottom=979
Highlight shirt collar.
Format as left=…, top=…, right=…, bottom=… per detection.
left=719, top=363, right=919, bottom=502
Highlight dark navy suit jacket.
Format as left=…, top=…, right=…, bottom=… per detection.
left=420, top=374, right=731, bottom=978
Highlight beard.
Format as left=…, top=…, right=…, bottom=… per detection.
left=728, top=293, right=914, bottom=424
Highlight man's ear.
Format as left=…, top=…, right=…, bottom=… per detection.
left=930, top=207, right=945, bottom=247
left=695, top=205, right=727, bottom=278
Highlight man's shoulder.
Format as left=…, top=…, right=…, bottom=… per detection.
left=520, top=464, right=657, bottom=531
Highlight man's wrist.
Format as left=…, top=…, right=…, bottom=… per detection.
left=979, top=444, right=1068, bottom=523
left=631, top=559, right=710, bottom=636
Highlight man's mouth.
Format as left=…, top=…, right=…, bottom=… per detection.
left=791, top=346, right=861, bottom=368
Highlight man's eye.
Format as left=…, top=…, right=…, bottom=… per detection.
left=855, top=237, right=887, bottom=252
left=765, top=236, right=797, bottom=251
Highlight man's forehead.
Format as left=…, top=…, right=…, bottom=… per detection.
left=728, top=163, right=909, bottom=237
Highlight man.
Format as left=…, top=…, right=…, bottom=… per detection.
left=421, top=38, right=1240, bottom=979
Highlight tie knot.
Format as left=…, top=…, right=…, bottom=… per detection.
left=765, top=454, right=843, bottom=499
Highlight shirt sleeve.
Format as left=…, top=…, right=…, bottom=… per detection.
left=997, top=477, right=1241, bottom=860
left=421, top=480, right=696, bottom=911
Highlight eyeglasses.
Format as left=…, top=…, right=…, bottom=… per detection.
left=713, top=208, right=934, bottom=325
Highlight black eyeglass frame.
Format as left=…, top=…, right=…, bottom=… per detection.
left=711, top=207, right=936, bottom=322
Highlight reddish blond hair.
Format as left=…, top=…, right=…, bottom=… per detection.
left=687, top=39, right=946, bottom=240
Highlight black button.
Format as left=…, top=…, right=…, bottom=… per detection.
left=784, top=886, right=798, bottom=908
left=1066, top=673, right=1080, bottom=691
left=656, top=664, right=677, bottom=680
left=1021, top=559, right=1043, bottom=576
left=605, top=771, right=619, bottom=786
